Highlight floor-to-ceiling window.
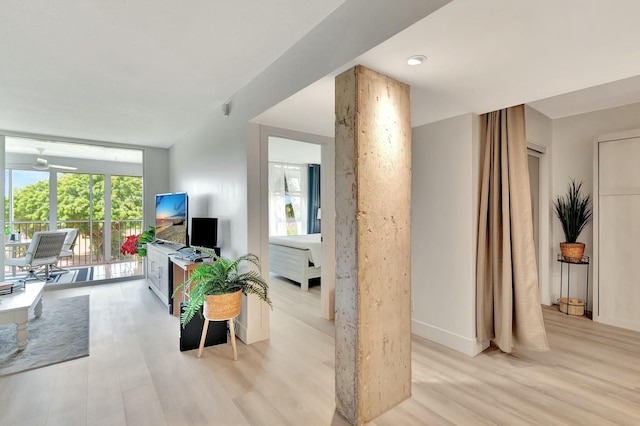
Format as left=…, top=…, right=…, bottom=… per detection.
left=4, top=136, right=143, bottom=276
left=110, top=175, right=143, bottom=261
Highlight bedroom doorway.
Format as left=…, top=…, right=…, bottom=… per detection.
left=528, top=153, right=539, bottom=268
left=527, top=143, right=550, bottom=306
left=268, top=137, right=322, bottom=289
left=264, top=130, right=336, bottom=321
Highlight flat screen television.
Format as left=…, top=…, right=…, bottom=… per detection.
left=190, top=217, right=218, bottom=249
left=155, top=192, right=188, bottom=246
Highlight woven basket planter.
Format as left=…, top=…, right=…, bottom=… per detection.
left=560, top=242, right=585, bottom=263
left=203, top=290, right=242, bottom=321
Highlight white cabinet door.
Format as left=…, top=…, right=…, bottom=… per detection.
left=147, top=243, right=169, bottom=306
left=597, top=135, right=640, bottom=331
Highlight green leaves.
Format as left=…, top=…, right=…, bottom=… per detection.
left=174, top=251, right=272, bottom=327
left=13, top=178, right=50, bottom=221
left=553, top=179, right=592, bottom=243
left=135, top=226, right=156, bottom=257
left=138, top=226, right=155, bottom=244
left=11, top=173, right=142, bottom=222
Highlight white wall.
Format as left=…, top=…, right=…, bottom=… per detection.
left=170, top=0, right=450, bottom=344
left=143, top=147, right=170, bottom=230
left=551, top=102, right=640, bottom=305
left=169, top=117, right=247, bottom=258
left=269, top=137, right=321, bottom=164
left=411, top=113, right=485, bottom=356
left=526, top=105, right=553, bottom=148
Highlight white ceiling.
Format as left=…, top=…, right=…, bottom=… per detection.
left=5, top=137, right=142, bottom=163
left=0, top=0, right=346, bottom=147
left=3, top=0, right=640, bottom=146
left=255, top=0, right=640, bottom=136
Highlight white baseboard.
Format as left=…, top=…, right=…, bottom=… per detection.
left=412, top=318, right=489, bottom=356
left=234, top=318, right=270, bottom=345
left=594, top=315, right=640, bottom=332
left=235, top=319, right=248, bottom=344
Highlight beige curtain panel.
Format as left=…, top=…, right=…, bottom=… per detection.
left=476, top=104, right=549, bottom=353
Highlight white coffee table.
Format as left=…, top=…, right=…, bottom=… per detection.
left=0, top=282, right=45, bottom=350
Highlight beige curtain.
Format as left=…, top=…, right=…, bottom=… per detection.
left=476, top=104, right=549, bottom=353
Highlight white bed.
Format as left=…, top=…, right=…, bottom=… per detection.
left=269, top=234, right=322, bottom=291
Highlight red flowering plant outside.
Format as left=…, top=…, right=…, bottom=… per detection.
left=120, top=234, right=140, bottom=256
left=119, top=226, right=155, bottom=257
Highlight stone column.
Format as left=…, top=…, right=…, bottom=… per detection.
left=334, top=65, right=412, bottom=425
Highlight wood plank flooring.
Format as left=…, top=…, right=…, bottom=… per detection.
left=1, top=275, right=639, bottom=425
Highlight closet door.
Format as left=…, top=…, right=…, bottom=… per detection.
left=597, top=135, right=640, bottom=331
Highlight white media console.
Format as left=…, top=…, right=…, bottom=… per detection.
left=146, top=241, right=183, bottom=309
left=146, top=241, right=220, bottom=315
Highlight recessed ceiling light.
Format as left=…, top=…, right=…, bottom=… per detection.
left=407, top=55, right=427, bottom=66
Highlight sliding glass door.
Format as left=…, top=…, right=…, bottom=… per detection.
left=4, top=136, right=144, bottom=275
left=110, top=175, right=143, bottom=261
left=56, top=173, right=107, bottom=264
left=55, top=172, right=143, bottom=264
left=4, top=170, right=142, bottom=272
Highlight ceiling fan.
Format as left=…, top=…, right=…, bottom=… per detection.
left=31, top=148, right=77, bottom=171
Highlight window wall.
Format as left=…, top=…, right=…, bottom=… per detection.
left=4, top=136, right=147, bottom=276
left=4, top=170, right=142, bottom=269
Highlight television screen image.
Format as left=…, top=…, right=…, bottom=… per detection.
left=190, top=217, right=218, bottom=249
left=155, top=192, right=188, bottom=245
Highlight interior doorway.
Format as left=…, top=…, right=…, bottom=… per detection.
left=260, top=127, right=336, bottom=320
left=527, top=144, right=550, bottom=305
left=528, top=153, right=540, bottom=269
left=594, top=131, right=640, bottom=331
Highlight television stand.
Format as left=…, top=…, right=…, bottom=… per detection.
left=146, top=242, right=179, bottom=310
left=146, top=241, right=219, bottom=315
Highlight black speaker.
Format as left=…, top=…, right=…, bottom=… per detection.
left=190, top=217, right=218, bottom=249
left=179, top=302, right=228, bottom=352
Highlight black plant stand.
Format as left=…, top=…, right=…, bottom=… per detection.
left=557, top=254, right=590, bottom=318
left=179, top=303, right=227, bottom=351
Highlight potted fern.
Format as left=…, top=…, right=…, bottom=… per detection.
left=554, top=178, right=593, bottom=262
left=173, top=248, right=272, bottom=328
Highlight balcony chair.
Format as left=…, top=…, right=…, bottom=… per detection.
left=6, top=231, right=66, bottom=285
left=51, top=228, right=79, bottom=274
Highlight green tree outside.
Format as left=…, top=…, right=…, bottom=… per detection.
left=13, top=179, right=50, bottom=222
left=111, top=175, right=142, bottom=220
left=8, top=172, right=142, bottom=262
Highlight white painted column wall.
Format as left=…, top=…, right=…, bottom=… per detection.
left=411, top=113, right=485, bottom=356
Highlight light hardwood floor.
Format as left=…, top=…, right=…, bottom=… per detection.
left=1, top=276, right=639, bottom=425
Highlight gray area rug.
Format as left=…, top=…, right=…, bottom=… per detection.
left=0, top=295, right=90, bottom=376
